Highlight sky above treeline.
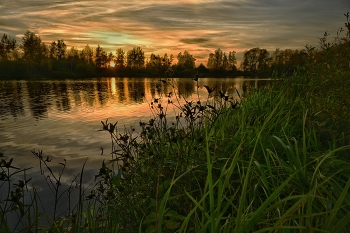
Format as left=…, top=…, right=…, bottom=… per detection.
left=0, top=0, right=349, bottom=64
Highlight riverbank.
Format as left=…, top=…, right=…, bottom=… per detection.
left=97, top=42, right=350, bottom=232
left=1, top=42, right=350, bottom=232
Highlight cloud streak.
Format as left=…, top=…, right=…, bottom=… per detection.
left=0, top=0, right=349, bottom=64
left=180, top=38, right=210, bottom=44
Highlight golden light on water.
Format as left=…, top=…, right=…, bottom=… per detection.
left=0, top=76, right=270, bottom=170
left=0, top=77, right=270, bottom=126
left=111, top=77, right=116, bottom=95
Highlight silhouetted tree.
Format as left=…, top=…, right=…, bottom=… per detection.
left=56, top=40, right=67, bottom=59
left=257, top=49, right=270, bottom=71
left=242, top=47, right=271, bottom=73
left=115, top=48, right=125, bottom=70
left=207, top=49, right=223, bottom=70
left=270, top=48, right=307, bottom=74
left=49, top=39, right=67, bottom=60
left=160, top=53, right=173, bottom=70
left=126, top=47, right=145, bottom=69
left=222, top=52, right=228, bottom=70
left=146, top=53, right=161, bottom=74
left=345, top=12, right=350, bottom=39
left=67, top=47, right=80, bottom=71
left=107, top=52, right=114, bottom=68
left=174, top=50, right=196, bottom=76
left=95, top=45, right=108, bottom=68
left=228, top=51, right=237, bottom=71
left=68, top=47, right=79, bottom=60
left=146, top=53, right=173, bottom=76
left=177, top=50, right=195, bottom=70
left=0, top=34, right=18, bottom=61
left=80, top=44, right=94, bottom=64
left=49, top=41, right=57, bottom=59
left=21, top=31, right=48, bottom=63
left=242, top=48, right=259, bottom=72
left=207, top=49, right=237, bottom=74
left=196, top=63, right=209, bottom=74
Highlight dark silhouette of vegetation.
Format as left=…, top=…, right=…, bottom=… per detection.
left=241, top=47, right=270, bottom=74
left=0, top=29, right=309, bottom=79
left=49, top=39, right=67, bottom=60
left=145, top=53, right=173, bottom=77
left=207, top=49, right=237, bottom=76
left=95, top=45, right=108, bottom=69
left=114, top=48, right=125, bottom=70
left=172, top=50, right=196, bottom=77
left=0, top=31, right=265, bottom=79
left=0, top=13, right=349, bottom=79
left=0, top=34, right=18, bottom=61
left=269, top=48, right=308, bottom=75
left=195, top=63, right=210, bottom=76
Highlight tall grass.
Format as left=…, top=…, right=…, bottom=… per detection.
left=175, top=87, right=350, bottom=232
left=91, top=45, right=350, bottom=232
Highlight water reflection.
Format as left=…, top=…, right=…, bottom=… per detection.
left=0, top=77, right=270, bottom=122
left=128, top=78, right=146, bottom=103
left=0, top=77, right=270, bottom=227
left=0, top=76, right=270, bottom=168
left=25, top=81, right=53, bottom=119
left=0, top=81, right=25, bottom=120
left=52, top=81, right=71, bottom=112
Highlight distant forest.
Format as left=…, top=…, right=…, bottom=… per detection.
left=0, top=30, right=327, bottom=79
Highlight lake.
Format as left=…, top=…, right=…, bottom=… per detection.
left=0, top=77, right=268, bottom=183
left=0, top=77, right=270, bottom=225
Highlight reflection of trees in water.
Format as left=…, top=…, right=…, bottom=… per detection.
left=111, top=78, right=269, bottom=103
left=25, top=81, right=52, bottom=119
left=54, top=80, right=96, bottom=109
left=52, top=82, right=71, bottom=112
left=201, top=78, right=270, bottom=99
left=81, top=82, right=95, bottom=107
left=0, top=78, right=271, bottom=121
left=148, top=78, right=160, bottom=98
left=0, top=81, right=25, bottom=119
left=96, top=78, right=109, bottom=106
left=69, top=82, right=83, bottom=106
left=177, top=79, right=195, bottom=98
left=144, top=78, right=195, bottom=98
left=116, top=78, right=126, bottom=102
left=128, top=78, right=145, bottom=103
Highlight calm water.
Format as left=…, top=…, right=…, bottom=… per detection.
left=0, top=77, right=270, bottom=171
left=0, top=77, right=269, bottom=225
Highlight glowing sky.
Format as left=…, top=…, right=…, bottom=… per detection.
left=0, top=0, right=349, bottom=64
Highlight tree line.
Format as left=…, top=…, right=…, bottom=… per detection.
left=0, top=30, right=321, bottom=79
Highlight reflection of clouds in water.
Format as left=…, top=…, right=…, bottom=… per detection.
left=0, top=77, right=273, bottom=227
left=0, top=77, right=270, bottom=164
left=5, top=159, right=101, bottom=227
left=80, top=103, right=95, bottom=113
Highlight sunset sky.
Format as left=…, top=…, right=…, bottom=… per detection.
left=0, top=0, right=349, bottom=64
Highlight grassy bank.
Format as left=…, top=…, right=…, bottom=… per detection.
left=78, top=42, right=350, bottom=232
left=1, top=41, right=350, bottom=232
